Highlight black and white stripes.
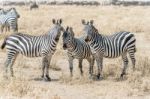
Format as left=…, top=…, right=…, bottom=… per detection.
left=82, top=20, right=136, bottom=79
left=1, top=19, right=64, bottom=81
left=0, top=8, right=20, bottom=33
left=1, top=17, right=137, bottom=81
left=62, top=27, right=94, bottom=77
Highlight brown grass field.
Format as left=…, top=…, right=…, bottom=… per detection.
left=0, top=5, right=150, bottom=99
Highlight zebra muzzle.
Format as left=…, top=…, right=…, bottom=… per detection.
left=63, top=44, right=67, bottom=50
left=85, top=38, right=89, bottom=42
left=55, top=37, right=59, bottom=42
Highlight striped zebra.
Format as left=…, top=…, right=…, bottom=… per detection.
left=0, top=8, right=8, bottom=32
left=82, top=20, right=136, bottom=79
left=0, top=8, right=20, bottom=33
left=63, top=26, right=94, bottom=78
left=30, top=2, right=39, bottom=10
left=1, top=19, right=64, bottom=81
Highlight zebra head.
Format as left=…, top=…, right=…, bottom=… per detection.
left=49, top=19, right=64, bottom=42
left=7, top=8, right=20, bottom=18
left=0, top=8, right=5, bottom=15
left=82, top=19, right=97, bottom=43
left=62, top=26, right=75, bottom=50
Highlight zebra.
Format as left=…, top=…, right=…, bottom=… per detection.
left=63, top=26, right=94, bottom=78
left=0, top=8, right=20, bottom=33
left=1, top=19, right=64, bottom=81
left=30, top=2, right=39, bottom=10
left=82, top=20, right=136, bottom=79
left=0, top=8, right=8, bottom=33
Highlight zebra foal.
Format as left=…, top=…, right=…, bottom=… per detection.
left=63, top=26, right=94, bottom=78
left=1, top=19, right=64, bottom=81
left=82, top=20, right=136, bottom=79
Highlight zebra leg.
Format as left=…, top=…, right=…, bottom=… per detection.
left=5, top=52, right=18, bottom=77
left=13, top=23, right=18, bottom=32
left=1, top=25, right=4, bottom=33
left=120, top=54, right=129, bottom=78
left=4, top=59, right=10, bottom=77
left=68, top=57, right=73, bottom=77
left=8, top=25, right=10, bottom=32
left=5, top=25, right=7, bottom=32
left=128, top=51, right=136, bottom=71
left=96, top=57, right=103, bottom=79
left=78, top=59, right=83, bottom=76
left=45, top=55, right=52, bottom=81
left=41, top=57, right=46, bottom=78
left=42, top=56, right=51, bottom=81
left=87, top=57, right=94, bottom=78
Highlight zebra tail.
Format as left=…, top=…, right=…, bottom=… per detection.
left=1, top=38, right=7, bottom=49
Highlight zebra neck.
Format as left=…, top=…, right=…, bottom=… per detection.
left=47, top=34, right=57, bottom=44
left=90, top=32, right=104, bottom=49
left=91, top=32, right=102, bottom=43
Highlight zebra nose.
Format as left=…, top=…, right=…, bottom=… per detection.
left=55, top=37, right=59, bottom=42
left=63, top=44, right=67, bottom=49
left=85, top=38, right=89, bottom=42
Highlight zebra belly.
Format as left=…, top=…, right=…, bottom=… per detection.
left=103, top=47, right=123, bottom=58
left=68, top=51, right=91, bottom=59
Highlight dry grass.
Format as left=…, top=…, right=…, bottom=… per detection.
left=0, top=5, right=149, bottom=99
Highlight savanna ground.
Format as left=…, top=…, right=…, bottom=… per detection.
left=0, top=5, right=150, bottom=99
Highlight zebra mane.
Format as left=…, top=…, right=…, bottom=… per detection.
left=91, top=25, right=99, bottom=34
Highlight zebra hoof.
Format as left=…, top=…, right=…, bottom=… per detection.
left=96, top=75, right=103, bottom=81
left=120, top=73, right=125, bottom=78
left=45, top=75, right=51, bottom=81
left=97, top=74, right=100, bottom=79
left=41, top=75, right=44, bottom=78
left=120, top=73, right=126, bottom=80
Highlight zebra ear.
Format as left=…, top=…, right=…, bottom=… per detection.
left=69, top=27, right=74, bottom=37
left=82, top=19, right=86, bottom=25
left=52, top=19, right=56, bottom=24
left=66, top=26, right=69, bottom=31
left=59, top=19, right=62, bottom=24
left=90, top=20, right=94, bottom=25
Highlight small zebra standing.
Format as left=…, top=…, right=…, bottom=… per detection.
left=63, top=26, right=94, bottom=78
left=82, top=20, right=136, bottom=79
left=0, top=8, right=20, bottom=33
left=1, top=19, right=64, bottom=81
